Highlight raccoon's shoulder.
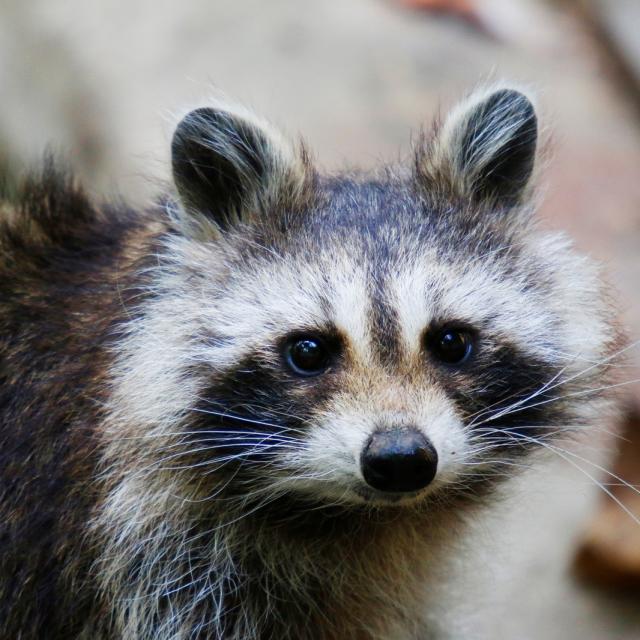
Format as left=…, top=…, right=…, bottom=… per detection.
left=0, top=158, right=167, bottom=272
left=0, top=158, right=169, bottom=376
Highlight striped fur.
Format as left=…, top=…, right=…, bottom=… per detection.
left=0, top=88, right=621, bottom=639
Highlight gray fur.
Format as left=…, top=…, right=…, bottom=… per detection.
left=0, top=87, right=620, bottom=639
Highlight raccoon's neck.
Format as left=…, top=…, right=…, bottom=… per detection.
left=208, top=501, right=452, bottom=640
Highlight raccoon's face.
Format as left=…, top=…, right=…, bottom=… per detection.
left=114, top=88, right=614, bottom=511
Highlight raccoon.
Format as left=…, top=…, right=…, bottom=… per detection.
left=0, top=86, right=620, bottom=639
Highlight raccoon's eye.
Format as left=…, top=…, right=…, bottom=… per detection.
left=285, top=337, right=330, bottom=376
left=427, top=327, right=473, bottom=365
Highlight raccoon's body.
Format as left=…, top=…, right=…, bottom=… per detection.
left=0, top=87, right=618, bottom=639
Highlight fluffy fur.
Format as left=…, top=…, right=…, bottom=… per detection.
left=0, top=87, right=621, bottom=639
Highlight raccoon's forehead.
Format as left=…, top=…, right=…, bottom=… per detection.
left=201, top=203, right=555, bottom=362
left=218, top=248, right=545, bottom=328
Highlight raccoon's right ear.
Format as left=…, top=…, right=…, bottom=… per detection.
left=171, top=106, right=309, bottom=234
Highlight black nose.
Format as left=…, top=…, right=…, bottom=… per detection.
left=361, top=429, right=438, bottom=493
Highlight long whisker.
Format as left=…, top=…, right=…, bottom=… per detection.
left=483, top=428, right=640, bottom=525
left=126, top=438, right=302, bottom=481
left=473, top=377, right=640, bottom=430
left=117, top=429, right=300, bottom=441
left=198, top=397, right=313, bottom=426
left=190, top=406, right=301, bottom=434
left=467, top=360, right=575, bottom=426
left=468, top=340, right=639, bottom=428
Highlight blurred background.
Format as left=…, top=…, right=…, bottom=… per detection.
left=1, top=0, right=639, bottom=637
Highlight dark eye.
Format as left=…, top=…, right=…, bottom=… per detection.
left=428, top=327, right=473, bottom=365
left=285, top=337, right=330, bottom=376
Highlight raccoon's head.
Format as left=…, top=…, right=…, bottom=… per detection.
left=111, top=87, right=616, bottom=513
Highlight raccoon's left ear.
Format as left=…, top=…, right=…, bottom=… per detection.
left=171, top=105, right=310, bottom=235
left=417, top=87, right=538, bottom=208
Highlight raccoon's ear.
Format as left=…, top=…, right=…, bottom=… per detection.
left=171, top=106, right=309, bottom=233
left=418, top=87, right=538, bottom=208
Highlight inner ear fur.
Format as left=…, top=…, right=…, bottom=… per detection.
left=171, top=104, right=311, bottom=234
left=417, top=86, right=538, bottom=208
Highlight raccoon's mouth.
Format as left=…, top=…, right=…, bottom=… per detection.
left=353, top=485, right=428, bottom=506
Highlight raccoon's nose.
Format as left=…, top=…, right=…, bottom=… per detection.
left=361, top=429, right=438, bottom=493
